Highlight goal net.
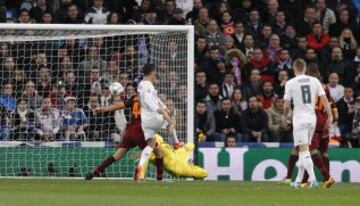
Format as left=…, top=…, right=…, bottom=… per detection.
left=0, top=24, right=194, bottom=179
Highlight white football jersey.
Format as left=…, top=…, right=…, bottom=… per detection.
left=284, top=74, right=325, bottom=124
left=137, top=80, right=165, bottom=116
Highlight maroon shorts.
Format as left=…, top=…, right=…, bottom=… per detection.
left=319, top=136, right=329, bottom=154
left=310, top=131, right=322, bottom=151
left=118, top=120, right=147, bottom=150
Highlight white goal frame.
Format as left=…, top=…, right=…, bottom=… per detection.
left=0, top=24, right=195, bottom=179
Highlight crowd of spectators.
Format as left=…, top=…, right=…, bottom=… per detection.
left=0, top=0, right=360, bottom=147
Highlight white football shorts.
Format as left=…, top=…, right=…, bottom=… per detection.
left=292, top=123, right=316, bottom=146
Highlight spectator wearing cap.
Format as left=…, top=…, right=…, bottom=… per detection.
left=240, top=96, right=269, bottom=142
left=213, top=56, right=227, bottom=86
left=224, top=35, right=236, bottom=51
left=315, top=0, right=336, bottom=34
left=62, top=95, right=88, bottom=141
left=21, top=81, right=43, bottom=111
left=280, top=24, right=298, bottom=51
left=266, top=96, right=292, bottom=142
left=167, top=8, right=185, bottom=25
left=35, top=97, right=62, bottom=141
left=306, top=21, right=330, bottom=50
left=84, top=0, right=110, bottom=24
left=205, top=19, right=226, bottom=54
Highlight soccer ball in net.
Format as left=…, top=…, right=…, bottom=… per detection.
left=109, top=82, right=124, bottom=95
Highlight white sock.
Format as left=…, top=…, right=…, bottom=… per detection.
left=299, top=151, right=316, bottom=182
left=138, top=146, right=153, bottom=167
left=294, top=159, right=305, bottom=183
left=171, top=129, right=179, bottom=144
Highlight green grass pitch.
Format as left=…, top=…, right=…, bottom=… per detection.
left=0, top=179, right=359, bottom=206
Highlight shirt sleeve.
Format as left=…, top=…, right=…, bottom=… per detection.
left=316, top=80, right=326, bottom=96
left=283, top=81, right=292, bottom=101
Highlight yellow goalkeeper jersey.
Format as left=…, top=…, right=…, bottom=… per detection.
left=142, top=134, right=208, bottom=179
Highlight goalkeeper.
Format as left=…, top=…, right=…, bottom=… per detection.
left=140, top=134, right=207, bottom=179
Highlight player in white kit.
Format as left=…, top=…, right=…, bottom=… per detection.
left=134, top=64, right=176, bottom=181
left=283, top=59, right=333, bottom=188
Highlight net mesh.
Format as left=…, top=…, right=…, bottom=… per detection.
left=0, top=26, right=189, bottom=178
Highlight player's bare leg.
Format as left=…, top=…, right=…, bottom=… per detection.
left=135, top=138, right=164, bottom=181
left=85, top=148, right=127, bottom=180
left=171, top=128, right=184, bottom=149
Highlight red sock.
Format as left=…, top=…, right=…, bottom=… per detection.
left=155, top=157, right=164, bottom=180
left=286, top=154, right=298, bottom=179
left=302, top=171, right=309, bottom=183
left=95, top=156, right=115, bottom=174
left=312, top=154, right=330, bottom=181
left=321, top=154, right=330, bottom=172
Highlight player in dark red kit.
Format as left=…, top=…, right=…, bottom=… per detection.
left=85, top=81, right=164, bottom=181
left=283, top=63, right=336, bottom=188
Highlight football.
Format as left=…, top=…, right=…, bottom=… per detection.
left=109, top=82, right=124, bottom=95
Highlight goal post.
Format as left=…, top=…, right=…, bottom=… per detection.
left=0, top=24, right=194, bottom=178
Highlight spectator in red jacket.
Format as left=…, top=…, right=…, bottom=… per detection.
left=306, top=21, right=330, bottom=50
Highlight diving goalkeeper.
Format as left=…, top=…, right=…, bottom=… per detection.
left=141, top=134, right=208, bottom=179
